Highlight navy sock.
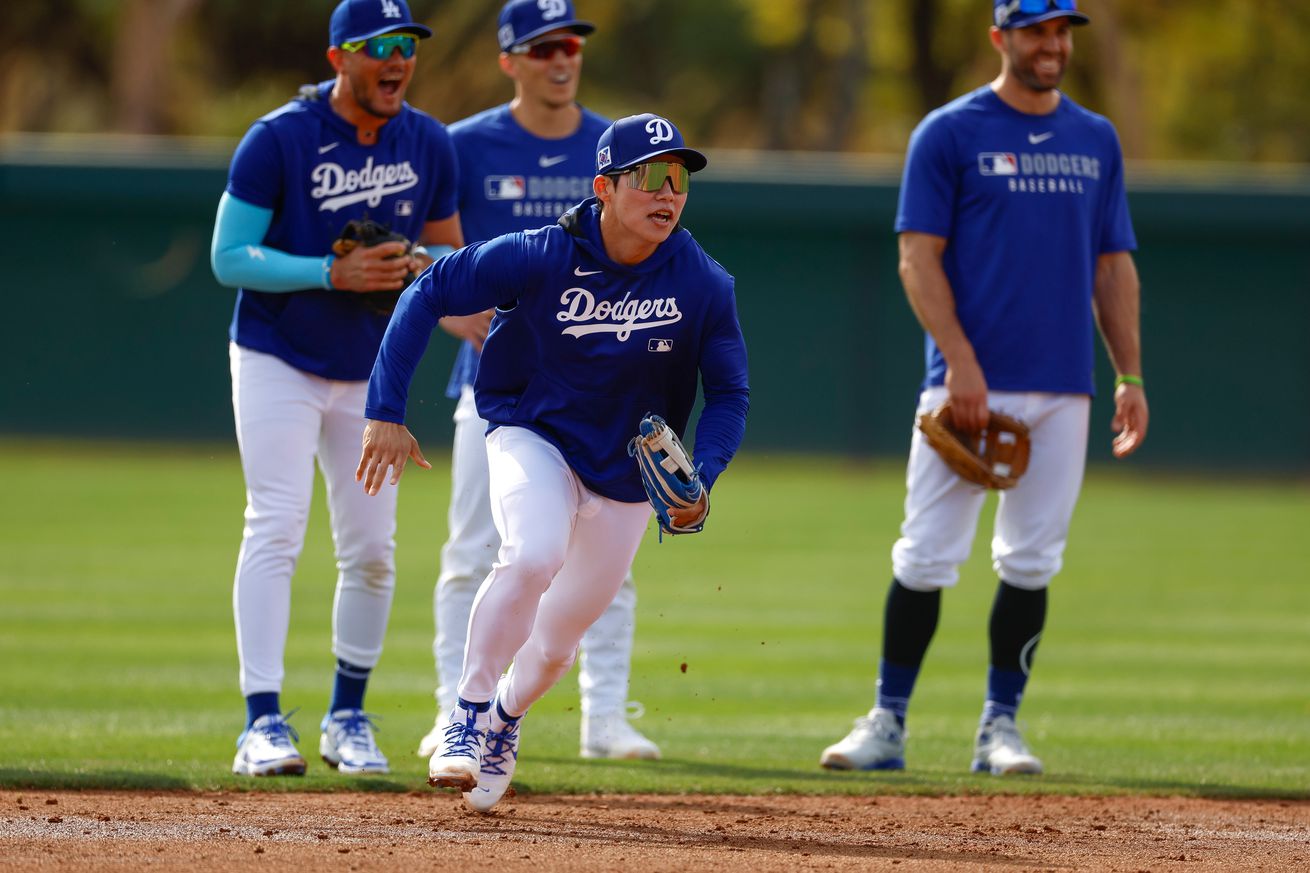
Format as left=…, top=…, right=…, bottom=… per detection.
left=982, top=667, right=1028, bottom=723
left=245, top=692, right=280, bottom=729
left=329, top=659, right=371, bottom=714
left=875, top=660, right=920, bottom=726
left=457, top=697, right=492, bottom=713
left=983, top=580, right=1047, bottom=723
left=494, top=700, right=522, bottom=727
left=877, top=578, right=941, bottom=726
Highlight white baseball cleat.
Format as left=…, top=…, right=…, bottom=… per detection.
left=464, top=715, right=521, bottom=813
left=580, top=705, right=661, bottom=760
left=819, top=707, right=906, bottom=771
left=232, top=712, right=307, bottom=777
left=971, top=714, right=1043, bottom=775
left=428, top=701, right=490, bottom=791
left=416, top=714, right=445, bottom=760
left=319, top=709, right=389, bottom=774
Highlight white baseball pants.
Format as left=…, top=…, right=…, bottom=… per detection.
left=456, top=425, right=651, bottom=716
left=434, top=387, right=640, bottom=716
left=229, top=344, right=397, bottom=696
left=891, top=386, right=1090, bottom=592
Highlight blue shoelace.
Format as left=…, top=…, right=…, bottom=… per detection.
left=441, top=718, right=483, bottom=758
left=246, top=708, right=301, bottom=746
left=480, top=724, right=519, bottom=776
left=332, top=711, right=381, bottom=750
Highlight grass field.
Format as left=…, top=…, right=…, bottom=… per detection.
left=1, top=439, right=1307, bottom=799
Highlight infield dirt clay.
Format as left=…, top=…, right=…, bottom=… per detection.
left=3, top=789, right=1307, bottom=871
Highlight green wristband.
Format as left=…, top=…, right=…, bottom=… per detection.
left=1115, top=374, right=1144, bottom=389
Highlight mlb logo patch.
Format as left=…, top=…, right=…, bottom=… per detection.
left=978, top=152, right=1019, bottom=176
left=597, top=146, right=611, bottom=170
left=648, top=338, right=673, bottom=352
left=393, top=200, right=414, bottom=217
left=484, top=176, right=526, bottom=200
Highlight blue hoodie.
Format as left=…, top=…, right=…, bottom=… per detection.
left=366, top=198, right=749, bottom=503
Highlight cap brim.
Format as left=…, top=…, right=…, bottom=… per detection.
left=612, top=147, right=708, bottom=174
left=508, top=19, right=595, bottom=48
left=1002, top=10, right=1090, bottom=29
left=344, top=22, right=433, bottom=43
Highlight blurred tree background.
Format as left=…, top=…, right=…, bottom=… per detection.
left=2, top=0, right=1308, bottom=162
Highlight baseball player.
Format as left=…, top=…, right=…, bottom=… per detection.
left=358, top=114, right=749, bottom=812
left=210, top=0, right=462, bottom=777
left=821, top=0, right=1148, bottom=775
left=416, top=0, right=660, bottom=763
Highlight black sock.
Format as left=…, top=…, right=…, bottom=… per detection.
left=876, top=579, right=941, bottom=724
left=983, top=580, right=1047, bottom=721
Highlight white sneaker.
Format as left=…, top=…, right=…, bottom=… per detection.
left=427, top=701, right=489, bottom=792
left=416, top=715, right=443, bottom=759
left=232, top=712, right=307, bottom=777
left=819, top=707, right=906, bottom=771
left=971, top=714, right=1043, bottom=775
left=319, top=709, right=389, bottom=774
left=580, top=703, right=661, bottom=760
left=464, top=714, right=521, bottom=813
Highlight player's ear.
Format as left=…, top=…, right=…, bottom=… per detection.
left=593, top=175, right=612, bottom=203
left=327, top=46, right=346, bottom=74
left=988, top=26, right=1006, bottom=55
left=497, top=53, right=517, bottom=81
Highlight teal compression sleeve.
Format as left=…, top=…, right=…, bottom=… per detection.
left=210, top=192, right=333, bottom=292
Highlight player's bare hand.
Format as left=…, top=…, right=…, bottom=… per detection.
left=331, top=242, right=412, bottom=292
left=1111, top=382, right=1149, bottom=458
left=357, top=419, right=431, bottom=495
left=438, top=309, right=495, bottom=352
left=944, top=358, right=989, bottom=432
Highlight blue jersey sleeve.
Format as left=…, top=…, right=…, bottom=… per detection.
left=366, top=234, right=531, bottom=423
left=894, top=114, right=959, bottom=238
left=1097, top=126, right=1137, bottom=254
left=226, top=122, right=284, bottom=210
left=692, top=278, right=750, bottom=490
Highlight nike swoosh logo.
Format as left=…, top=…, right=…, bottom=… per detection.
left=318, top=142, right=340, bottom=154
left=538, top=154, right=568, bottom=168
left=574, top=267, right=602, bottom=276
left=1028, top=132, right=1055, bottom=145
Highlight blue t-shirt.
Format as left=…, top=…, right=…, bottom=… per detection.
left=367, top=199, right=750, bottom=503
left=225, top=81, right=459, bottom=380
left=444, top=104, right=612, bottom=397
left=895, top=86, right=1137, bottom=395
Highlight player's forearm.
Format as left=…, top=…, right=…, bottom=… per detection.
left=693, top=388, right=749, bottom=490
left=692, top=300, right=750, bottom=489
left=364, top=273, right=445, bottom=423
left=1092, top=251, right=1143, bottom=377
left=898, top=241, right=977, bottom=371
left=210, top=192, right=332, bottom=292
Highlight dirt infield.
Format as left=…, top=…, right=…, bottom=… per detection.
left=2, top=789, right=1306, bottom=871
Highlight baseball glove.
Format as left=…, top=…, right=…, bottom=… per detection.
left=331, top=217, right=414, bottom=315
left=628, top=413, right=709, bottom=539
left=917, top=400, right=1031, bottom=490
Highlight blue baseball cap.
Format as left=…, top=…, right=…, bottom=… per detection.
left=595, top=114, right=708, bottom=175
left=330, top=0, right=432, bottom=46
left=497, top=0, right=595, bottom=51
left=993, top=0, right=1090, bottom=30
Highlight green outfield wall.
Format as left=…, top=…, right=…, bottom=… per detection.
left=3, top=135, right=1308, bottom=471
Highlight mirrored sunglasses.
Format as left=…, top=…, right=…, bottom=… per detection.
left=615, top=162, right=690, bottom=195
left=1015, top=0, right=1078, bottom=13
left=341, top=33, right=417, bottom=60
left=509, top=35, right=585, bottom=60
